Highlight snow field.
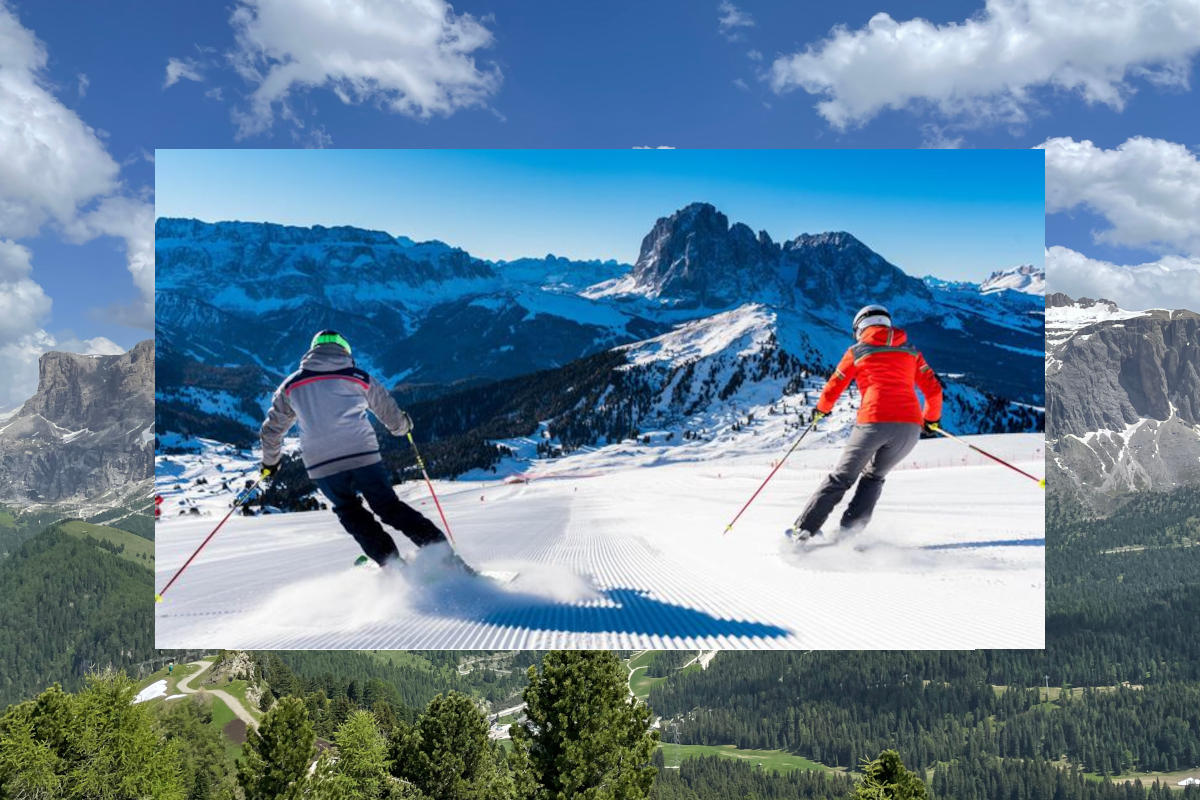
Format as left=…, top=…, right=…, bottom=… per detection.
left=155, top=434, right=1043, bottom=650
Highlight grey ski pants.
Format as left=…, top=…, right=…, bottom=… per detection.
left=795, top=422, right=921, bottom=533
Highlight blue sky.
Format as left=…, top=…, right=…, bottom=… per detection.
left=2, top=0, right=1199, bottom=406
left=157, top=149, right=1044, bottom=276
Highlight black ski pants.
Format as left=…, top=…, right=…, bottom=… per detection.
left=795, top=422, right=921, bottom=534
left=313, top=461, right=445, bottom=565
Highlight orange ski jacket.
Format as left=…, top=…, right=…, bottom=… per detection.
left=816, top=325, right=943, bottom=425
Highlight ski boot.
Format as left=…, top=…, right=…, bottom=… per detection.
left=785, top=526, right=824, bottom=545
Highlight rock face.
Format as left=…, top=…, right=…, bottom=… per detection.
left=630, top=203, right=783, bottom=307
left=627, top=203, right=932, bottom=313
left=0, top=340, right=154, bottom=504
left=1046, top=297, right=1200, bottom=510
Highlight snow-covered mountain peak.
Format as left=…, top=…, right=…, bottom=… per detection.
left=981, top=264, right=1044, bottom=295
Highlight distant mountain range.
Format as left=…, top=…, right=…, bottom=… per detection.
left=0, top=341, right=153, bottom=514
left=156, top=203, right=1044, bottom=465
left=1046, top=293, right=1200, bottom=511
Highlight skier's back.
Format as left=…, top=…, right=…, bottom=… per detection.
left=260, top=330, right=448, bottom=566
left=791, top=305, right=943, bottom=539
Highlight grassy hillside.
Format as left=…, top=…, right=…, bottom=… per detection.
left=55, top=519, right=155, bottom=566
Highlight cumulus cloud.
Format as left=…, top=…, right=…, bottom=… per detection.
left=1046, top=246, right=1200, bottom=312
left=227, top=0, right=501, bottom=139
left=65, top=195, right=155, bottom=328
left=0, top=4, right=120, bottom=237
left=1041, top=136, right=1200, bottom=253
left=717, top=1, right=754, bottom=41
left=0, top=240, right=51, bottom=340
left=770, top=0, right=1200, bottom=129
left=164, top=56, right=205, bottom=88
left=0, top=3, right=151, bottom=405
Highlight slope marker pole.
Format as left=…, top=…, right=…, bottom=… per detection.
left=155, top=477, right=262, bottom=603
left=723, top=421, right=818, bottom=535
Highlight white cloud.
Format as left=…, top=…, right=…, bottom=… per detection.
left=1046, top=246, right=1200, bottom=312
left=0, top=240, right=51, bottom=340
left=0, top=0, right=152, bottom=402
left=65, top=195, right=155, bottom=328
left=0, top=4, right=119, bottom=237
left=76, top=72, right=89, bottom=97
left=227, top=0, right=501, bottom=138
left=770, top=0, right=1200, bottom=129
left=1041, top=136, right=1200, bottom=253
left=164, top=56, right=205, bottom=88
left=718, top=1, right=754, bottom=41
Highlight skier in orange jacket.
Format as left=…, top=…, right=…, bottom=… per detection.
left=789, top=304, right=943, bottom=542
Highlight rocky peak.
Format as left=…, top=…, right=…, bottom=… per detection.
left=20, top=340, right=153, bottom=430
left=1045, top=293, right=1120, bottom=311
left=630, top=203, right=782, bottom=307
left=0, top=341, right=153, bottom=504
left=784, top=230, right=932, bottom=310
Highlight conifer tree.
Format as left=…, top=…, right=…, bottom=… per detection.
left=0, top=675, right=186, bottom=800
left=391, top=691, right=510, bottom=799
left=332, top=710, right=392, bottom=799
left=512, top=651, right=657, bottom=800
left=849, top=750, right=928, bottom=800
left=238, top=695, right=316, bottom=800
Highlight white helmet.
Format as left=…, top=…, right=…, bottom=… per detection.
left=852, top=304, right=891, bottom=336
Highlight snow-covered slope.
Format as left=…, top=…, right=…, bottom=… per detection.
left=155, top=432, right=1044, bottom=650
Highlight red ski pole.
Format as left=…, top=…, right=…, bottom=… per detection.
left=407, top=432, right=457, bottom=546
left=724, top=421, right=817, bottom=535
left=933, top=426, right=1045, bottom=487
left=155, top=476, right=262, bottom=603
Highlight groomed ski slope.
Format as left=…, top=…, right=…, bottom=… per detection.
left=155, top=433, right=1044, bottom=650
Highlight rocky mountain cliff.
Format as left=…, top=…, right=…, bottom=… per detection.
left=0, top=340, right=153, bottom=505
left=1046, top=296, right=1200, bottom=511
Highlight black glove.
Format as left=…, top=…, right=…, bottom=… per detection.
left=261, top=461, right=279, bottom=480
left=923, top=419, right=941, bottom=435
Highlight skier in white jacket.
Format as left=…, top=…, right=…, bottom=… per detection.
left=261, top=330, right=451, bottom=567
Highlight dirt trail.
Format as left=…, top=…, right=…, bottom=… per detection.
left=177, top=659, right=258, bottom=729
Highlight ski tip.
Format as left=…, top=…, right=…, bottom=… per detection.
left=154, top=593, right=163, bottom=604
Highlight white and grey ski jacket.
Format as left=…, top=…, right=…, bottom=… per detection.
left=260, top=344, right=412, bottom=480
